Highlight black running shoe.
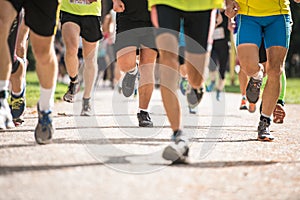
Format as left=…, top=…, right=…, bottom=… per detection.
left=122, top=70, right=138, bottom=97
left=246, top=77, right=262, bottom=104
left=137, top=110, right=153, bottom=127
left=186, top=86, right=204, bottom=108
left=257, top=118, right=274, bottom=141
left=63, top=82, right=80, bottom=103
left=34, top=105, right=54, bottom=144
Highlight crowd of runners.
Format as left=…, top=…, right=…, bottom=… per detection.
left=0, top=0, right=299, bottom=163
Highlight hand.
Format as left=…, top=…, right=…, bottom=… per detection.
left=294, top=0, right=300, bottom=3
left=225, top=0, right=240, bottom=18
left=113, top=0, right=125, bottom=12
left=150, top=6, right=159, bottom=28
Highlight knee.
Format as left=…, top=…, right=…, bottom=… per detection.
left=117, top=58, right=136, bottom=72
left=267, top=65, right=283, bottom=77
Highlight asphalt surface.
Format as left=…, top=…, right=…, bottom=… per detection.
left=1, top=88, right=299, bottom=200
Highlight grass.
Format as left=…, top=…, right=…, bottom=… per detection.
left=26, top=71, right=67, bottom=107
left=25, top=71, right=300, bottom=107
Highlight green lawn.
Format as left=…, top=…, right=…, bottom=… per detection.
left=26, top=71, right=67, bottom=107
left=25, top=71, right=300, bottom=107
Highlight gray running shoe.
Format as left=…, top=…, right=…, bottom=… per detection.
left=63, top=82, right=80, bottom=103
left=246, top=77, right=262, bottom=104
left=137, top=110, right=153, bottom=127
left=122, top=70, right=138, bottom=97
left=0, top=94, right=15, bottom=130
left=162, top=130, right=189, bottom=164
left=81, top=98, right=92, bottom=116
left=34, top=105, right=53, bottom=144
left=186, top=86, right=204, bottom=109
left=257, top=118, right=274, bottom=141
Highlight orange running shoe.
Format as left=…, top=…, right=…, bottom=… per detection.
left=248, top=103, right=256, bottom=113
left=273, top=104, right=286, bottom=124
left=239, top=97, right=247, bottom=110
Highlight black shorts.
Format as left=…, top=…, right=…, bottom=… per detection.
left=259, top=39, right=267, bottom=63
left=8, top=0, right=59, bottom=36
left=60, top=11, right=102, bottom=43
left=115, top=26, right=157, bottom=53
left=156, top=5, right=212, bottom=54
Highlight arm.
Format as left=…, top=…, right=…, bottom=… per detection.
left=112, top=0, right=125, bottom=12
left=225, top=0, right=240, bottom=18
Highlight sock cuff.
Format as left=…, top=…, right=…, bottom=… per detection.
left=70, top=75, right=78, bottom=82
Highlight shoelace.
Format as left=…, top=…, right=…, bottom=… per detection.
left=140, top=112, right=151, bottom=121
left=11, top=97, right=24, bottom=110
left=259, top=119, right=270, bottom=132
left=39, top=111, right=52, bottom=125
left=68, top=82, right=78, bottom=94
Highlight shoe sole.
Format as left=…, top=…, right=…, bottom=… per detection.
left=162, top=146, right=187, bottom=164
left=273, top=104, right=285, bottom=124
left=34, top=126, right=53, bottom=145
left=240, top=106, right=248, bottom=110
left=257, top=137, right=274, bottom=142
left=246, top=78, right=261, bottom=104
left=248, top=104, right=256, bottom=113
left=122, top=73, right=137, bottom=97
left=63, top=96, right=74, bottom=103
left=139, top=123, right=153, bottom=127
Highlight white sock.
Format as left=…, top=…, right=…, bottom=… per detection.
left=0, top=80, right=9, bottom=92
left=252, top=63, right=264, bottom=80
left=128, top=65, right=138, bottom=75
left=12, top=80, right=26, bottom=97
left=39, top=86, right=55, bottom=111
left=138, top=108, right=148, bottom=113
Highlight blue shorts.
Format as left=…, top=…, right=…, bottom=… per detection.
left=236, top=14, right=291, bottom=49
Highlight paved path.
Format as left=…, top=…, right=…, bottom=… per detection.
left=1, top=88, right=299, bottom=200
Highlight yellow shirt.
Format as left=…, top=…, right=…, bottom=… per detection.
left=60, top=0, right=101, bottom=16
left=237, top=0, right=290, bottom=16
left=148, top=0, right=224, bottom=11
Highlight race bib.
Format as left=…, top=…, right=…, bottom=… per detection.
left=212, top=27, right=225, bottom=40
left=70, top=0, right=88, bottom=5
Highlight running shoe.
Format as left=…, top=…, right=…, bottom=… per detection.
left=246, top=77, right=262, bottom=104
left=137, top=110, right=153, bottom=127
left=206, top=81, right=215, bottom=92
left=179, top=77, right=188, bottom=95
left=162, top=130, right=189, bottom=164
left=248, top=103, right=256, bottom=113
left=188, top=105, right=197, bottom=114
left=122, top=69, right=138, bottom=97
left=186, top=86, right=204, bottom=109
left=216, top=90, right=221, bottom=101
left=10, top=94, right=26, bottom=120
left=0, top=94, right=15, bottom=130
left=239, top=97, right=248, bottom=110
left=81, top=98, right=92, bottom=116
left=63, top=82, right=80, bottom=103
left=257, top=118, right=274, bottom=141
left=273, top=103, right=285, bottom=124
left=34, top=105, right=53, bottom=144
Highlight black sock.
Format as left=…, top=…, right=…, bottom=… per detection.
left=260, top=115, right=271, bottom=124
left=277, top=99, right=285, bottom=106
left=70, top=75, right=78, bottom=82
